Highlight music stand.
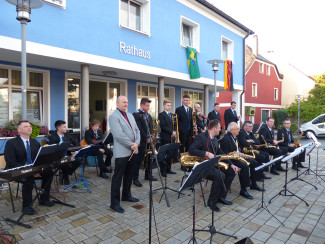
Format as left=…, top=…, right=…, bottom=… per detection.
left=64, top=145, right=101, bottom=192
left=268, top=147, right=309, bottom=206
left=179, top=157, right=237, bottom=244
left=244, top=155, right=285, bottom=225
left=154, top=143, right=181, bottom=203
left=5, top=144, right=74, bottom=229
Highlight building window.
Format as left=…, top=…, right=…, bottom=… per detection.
left=181, top=17, right=200, bottom=51
left=182, top=89, right=204, bottom=113
left=259, top=63, right=264, bottom=73
left=120, top=0, right=150, bottom=35
left=266, top=65, right=271, bottom=75
left=221, top=36, right=234, bottom=61
left=0, top=67, right=46, bottom=126
left=43, top=0, right=66, bottom=9
left=252, top=83, right=257, bottom=97
left=261, top=109, right=270, bottom=123
left=137, top=83, right=174, bottom=120
left=274, top=88, right=278, bottom=100
left=67, top=78, right=80, bottom=129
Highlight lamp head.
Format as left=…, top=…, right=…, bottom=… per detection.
left=207, top=59, right=223, bottom=72
left=6, top=0, right=43, bottom=22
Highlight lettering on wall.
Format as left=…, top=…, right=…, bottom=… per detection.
left=120, top=41, right=151, bottom=59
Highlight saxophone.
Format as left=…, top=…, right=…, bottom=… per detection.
left=243, top=146, right=260, bottom=155
left=294, top=131, right=303, bottom=148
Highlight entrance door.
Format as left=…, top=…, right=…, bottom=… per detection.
left=90, top=81, right=107, bottom=131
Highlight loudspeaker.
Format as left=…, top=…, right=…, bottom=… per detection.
left=249, top=107, right=256, bottom=116
left=235, top=237, right=254, bottom=244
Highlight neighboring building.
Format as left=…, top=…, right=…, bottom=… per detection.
left=0, top=0, right=252, bottom=133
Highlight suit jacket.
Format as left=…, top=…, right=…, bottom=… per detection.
left=158, top=111, right=174, bottom=144
left=277, top=127, right=294, bottom=147
left=208, top=110, right=222, bottom=132
left=109, top=109, right=140, bottom=158
left=219, top=133, right=238, bottom=154
left=237, top=129, right=260, bottom=148
left=258, top=124, right=275, bottom=144
left=224, top=108, right=238, bottom=129
left=175, top=105, right=193, bottom=136
left=133, top=109, right=153, bottom=147
left=48, top=132, right=78, bottom=155
left=85, top=128, right=104, bottom=145
left=4, top=137, right=40, bottom=169
left=189, top=131, right=224, bottom=159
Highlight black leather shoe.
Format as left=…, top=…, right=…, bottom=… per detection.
left=250, top=184, right=265, bottom=191
left=240, top=190, right=254, bottom=199
left=298, top=163, right=307, bottom=168
left=103, top=167, right=112, bottom=173
left=39, top=200, right=55, bottom=207
left=145, top=176, right=157, bottom=181
left=277, top=166, right=287, bottom=172
left=99, top=172, right=109, bottom=179
left=208, top=201, right=220, bottom=212
left=292, top=164, right=300, bottom=171
left=262, top=172, right=271, bottom=179
left=167, top=170, right=177, bottom=174
left=270, top=168, right=280, bottom=175
left=22, top=207, right=36, bottom=215
left=133, top=179, right=143, bottom=187
left=110, top=205, right=125, bottom=213
left=121, top=196, right=139, bottom=202
left=218, top=198, right=233, bottom=205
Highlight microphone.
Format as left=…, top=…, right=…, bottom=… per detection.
left=197, top=112, right=207, bottom=119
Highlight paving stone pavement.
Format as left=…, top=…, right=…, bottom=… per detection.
left=0, top=148, right=325, bottom=244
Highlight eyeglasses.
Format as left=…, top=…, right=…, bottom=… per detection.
left=247, top=125, right=253, bottom=128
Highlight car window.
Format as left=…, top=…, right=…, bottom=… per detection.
left=312, top=115, right=325, bottom=124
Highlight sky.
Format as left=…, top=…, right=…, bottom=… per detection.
left=207, top=0, right=325, bottom=76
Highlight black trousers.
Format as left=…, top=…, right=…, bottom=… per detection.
left=231, top=160, right=251, bottom=188
left=21, top=168, right=53, bottom=208
left=133, top=145, right=149, bottom=180
left=254, top=151, right=270, bottom=164
left=260, top=147, right=284, bottom=169
left=179, top=131, right=191, bottom=153
left=222, top=163, right=236, bottom=197
left=246, top=158, right=262, bottom=182
left=279, top=146, right=306, bottom=164
left=111, top=156, right=135, bottom=206
left=159, top=139, right=173, bottom=173
left=96, top=147, right=113, bottom=171
left=205, top=168, right=226, bottom=203
left=61, top=159, right=81, bottom=179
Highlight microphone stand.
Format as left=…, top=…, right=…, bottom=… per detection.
left=141, top=113, right=170, bottom=244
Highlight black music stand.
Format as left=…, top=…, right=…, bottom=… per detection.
left=179, top=157, right=237, bottom=244
left=244, top=155, right=285, bottom=225
left=268, top=147, right=309, bottom=206
left=154, top=143, right=181, bottom=203
left=64, top=145, right=101, bottom=193
left=5, top=144, right=74, bottom=229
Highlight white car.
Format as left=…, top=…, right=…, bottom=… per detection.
left=300, top=114, right=325, bottom=137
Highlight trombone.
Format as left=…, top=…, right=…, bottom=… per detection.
left=171, top=113, right=180, bottom=143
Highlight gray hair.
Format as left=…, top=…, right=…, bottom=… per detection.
left=227, top=122, right=238, bottom=132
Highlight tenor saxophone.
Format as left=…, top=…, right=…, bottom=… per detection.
left=294, top=131, right=303, bottom=147
left=243, top=146, right=260, bottom=155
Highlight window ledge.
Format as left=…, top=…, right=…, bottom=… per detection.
left=181, top=44, right=200, bottom=53
left=120, top=25, right=151, bottom=37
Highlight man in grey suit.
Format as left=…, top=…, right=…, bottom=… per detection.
left=109, top=96, right=141, bottom=213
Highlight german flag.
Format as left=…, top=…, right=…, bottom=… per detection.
left=224, top=59, right=234, bottom=91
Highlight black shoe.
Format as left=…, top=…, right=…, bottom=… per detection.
left=277, top=166, right=287, bottom=172
left=103, top=167, right=112, bottom=173
left=39, top=200, right=55, bottom=207
left=208, top=200, right=220, bottom=212
left=121, top=196, right=139, bottom=202
left=63, top=178, right=70, bottom=185
left=145, top=176, right=157, bottom=181
left=99, top=172, right=109, bottom=179
left=240, top=190, right=254, bottom=199
left=262, top=172, right=271, bottom=179
left=297, top=163, right=307, bottom=168
left=22, top=207, right=36, bottom=215
left=292, top=164, right=300, bottom=171
left=59, top=172, right=63, bottom=185
left=167, top=170, right=177, bottom=174
left=218, top=198, right=233, bottom=205
left=110, top=205, right=125, bottom=213
left=250, top=184, right=265, bottom=191
left=161, top=171, right=167, bottom=177
left=270, top=168, right=280, bottom=175
left=133, top=179, right=143, bottom=187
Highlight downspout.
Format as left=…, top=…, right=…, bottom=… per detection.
left=240, top=30, right=253, bottom=126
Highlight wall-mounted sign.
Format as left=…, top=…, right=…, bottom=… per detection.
left=120, top=41, right=151, bottom=59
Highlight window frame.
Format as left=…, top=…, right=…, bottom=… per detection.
left=119, top=0, right=151, bottom=36
left=252, top=83, right=257, bottom=97
left=274, top=88, right=278, bottom=100
left=181, top=88, right=204, bottom=114
left=221, top=36, right=234, bottom=61
left=266, top=65, right=271, bottom=76
left=180, top=16, right=200, bottom=51
left=259, top=63, right=264, bottom=74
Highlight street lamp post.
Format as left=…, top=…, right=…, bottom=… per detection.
left=5, top=0, right=43, bottom=120
left=207, top=59, right=223, bottom=103
left=296, top=94, right=302, bottom=134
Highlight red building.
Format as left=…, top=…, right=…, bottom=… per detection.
left=216, top=44, right=283, bottom=127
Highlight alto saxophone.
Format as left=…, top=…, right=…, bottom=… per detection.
left=294, top=131, right=303, bottom=148
left=243, top=146, right=260, bottom=155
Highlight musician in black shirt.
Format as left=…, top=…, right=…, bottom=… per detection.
left=4, top=121, right=54, bottom=215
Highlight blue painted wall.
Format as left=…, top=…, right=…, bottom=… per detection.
left=49, top=69, right=65, bottom=127
left=0, top=0, right=245, bottom=85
